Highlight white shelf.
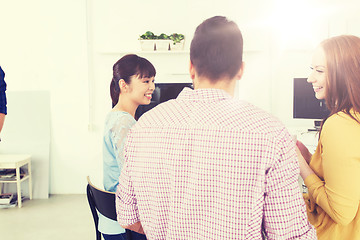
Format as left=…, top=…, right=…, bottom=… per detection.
left=0, top=174, right=30, bottom=183
left=99, top=50, right=190, bottom=55
left=99, top=49, right=264, bottom=55
left=0, top=155, right=32, bottom=208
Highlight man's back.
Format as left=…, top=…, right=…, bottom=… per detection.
left=117, top=88, right=316, bottom=239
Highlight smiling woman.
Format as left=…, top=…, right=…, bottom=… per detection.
left=100, top=54, right=155, bottom=240
left=296, top=35, right=360, bottom=240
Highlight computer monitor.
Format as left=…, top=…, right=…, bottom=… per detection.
left=135, top=82, right=193, bottom=119
left=293, top=78, right=330, bottom=127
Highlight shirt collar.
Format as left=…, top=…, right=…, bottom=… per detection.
left=177, top=87, right=233, bottom=102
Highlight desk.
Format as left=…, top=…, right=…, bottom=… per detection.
left=0, top=154, right=32, bottom=208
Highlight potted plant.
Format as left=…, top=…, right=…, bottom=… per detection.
left=139, top=31, right=185, bottom=51
left=169, top=33, right=185, bottom=51
left=139, top=31, right=156, bottom=51
left=156, top=33, right=172, bottom=51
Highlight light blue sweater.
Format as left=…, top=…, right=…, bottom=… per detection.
left=99, top=111, right=136, bottom=234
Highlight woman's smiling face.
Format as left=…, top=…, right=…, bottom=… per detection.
left=127, top=75, right=155, bottom=106
left=307, top=46, right=327, bottom=100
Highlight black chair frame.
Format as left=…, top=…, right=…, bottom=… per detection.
left=87, top=176, right=118, bottom=240
left=86, top=176, right=145, bottom=240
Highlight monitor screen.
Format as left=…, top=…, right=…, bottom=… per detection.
left=293, top=78, right=330, bottom=120
left=135, top=82, right=193, bottom=119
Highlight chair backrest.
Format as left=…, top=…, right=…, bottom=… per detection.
left=87, top=181, right=101, bottom=240
left=86, top=176, right=147, bottom=240
left=87, top=176, right=117, bottom=221
left=86, top=176, right=117, bottom=240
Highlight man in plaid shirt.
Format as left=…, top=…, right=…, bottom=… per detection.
left=116, top=16, right=316, bottom=239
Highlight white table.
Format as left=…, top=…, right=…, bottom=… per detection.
left=0, top=154, right=32, bottom=208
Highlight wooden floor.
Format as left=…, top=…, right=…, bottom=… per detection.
left=0, top=194, right=95, bottom=240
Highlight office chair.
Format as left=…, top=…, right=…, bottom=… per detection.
left=86, top=176, right=146, bottom=240
left=86, top=176, right=117, bottom=240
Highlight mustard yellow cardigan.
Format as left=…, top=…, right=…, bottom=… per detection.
left=304, top=111, right=360, bottom=239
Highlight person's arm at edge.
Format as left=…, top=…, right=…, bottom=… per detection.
left=0, top=65, right=6, bottom=134
left=0, top=113, right=5, bottom=133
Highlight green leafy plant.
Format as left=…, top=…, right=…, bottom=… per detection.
left=139, top=31, right=156, bottom=40
left=139, top=31, right=184, bottom=45
left=169, top=33, right=185, bottom=45
left=158, top=33, right=169, bottom=40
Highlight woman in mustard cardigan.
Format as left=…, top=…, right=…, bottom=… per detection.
left=296, top=35, right=360, bottom=239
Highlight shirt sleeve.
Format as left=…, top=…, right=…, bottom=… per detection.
left=110, top=114, right=135, bottom=169
left=304, top=115, right=360, bottom=225
left=0, top=66, right=7, bottom=115
left=263, top=129, right=316, bottom=239
left=116, top=130, right=140, bottom=226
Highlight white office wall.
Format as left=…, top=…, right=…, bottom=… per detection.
left=89, top=0, right=275, bottom=128
left=0, top=0, right=359, bottom=194
left=269, top=1, right=360, bottom=128
left=0, top=91, right=51, bottom=199
left=0, top=0, right=94, bottom=194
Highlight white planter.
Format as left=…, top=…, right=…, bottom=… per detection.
left=170, top=39, right=185, bottom=51
left=155, top=40, right=172, bottom=51
left=139, top=40, right=156, bottom=51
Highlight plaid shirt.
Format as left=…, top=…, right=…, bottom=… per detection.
left=116, top=88, right=316, bottom=239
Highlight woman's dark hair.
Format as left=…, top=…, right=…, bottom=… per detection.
left=110, top=54, right=156, bottom=107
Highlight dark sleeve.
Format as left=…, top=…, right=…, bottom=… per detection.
left=0, top=66, right=7, bottom=115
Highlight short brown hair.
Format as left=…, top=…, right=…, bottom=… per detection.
left=190, top=16, right=243, bottom=82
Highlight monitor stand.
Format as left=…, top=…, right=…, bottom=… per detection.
left=308, top=120, right=322, bottom=132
